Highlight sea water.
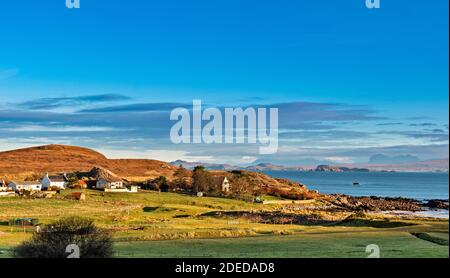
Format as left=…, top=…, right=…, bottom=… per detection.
left=263, top=171, right=449, bottom=201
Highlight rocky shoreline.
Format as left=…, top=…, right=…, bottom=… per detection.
left=425, top=199, right=450, bottom=210
left=330, top=194, right=449, bottom=212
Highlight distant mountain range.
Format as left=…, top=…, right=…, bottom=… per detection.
left=341, top=159, right=449, bottom=173
left=170, top=160, right=239, bottom=171
left=170, top=160, right=311, bottom=171
left=170, top=158, right=449, bottom=173
left=368, top=154, right=420, bottom=164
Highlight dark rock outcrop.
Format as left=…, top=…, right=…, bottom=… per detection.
left=425, top=199, right=449, bottom=210
left=331, top=195, right=422, bottom=211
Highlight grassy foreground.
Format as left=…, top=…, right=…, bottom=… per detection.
left=114, top=232, right=449, bottom=258
left=0, top=189, right=448, bottom=258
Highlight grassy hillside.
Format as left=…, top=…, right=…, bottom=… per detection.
left=0, top=144, right=179, bottom=181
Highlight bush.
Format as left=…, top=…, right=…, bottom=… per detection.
left=157, top=176, right=171, bottom=192
left=13, top=217, right=113, bottom=258
left=147, top=176, right=172, bottom=192
left=230, top=170, right=246, bottom=176
left=66, top=173, right=80, bottom=188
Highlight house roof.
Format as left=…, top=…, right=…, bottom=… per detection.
left=10, top=181, right=41, bottom=186
left=47, top=175, right=67, bottom=182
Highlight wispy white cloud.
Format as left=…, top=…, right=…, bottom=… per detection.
left=95, top=148, right=204, bottom=162
left=1, top=125, right=120, bottom=133
left=16, top=94, right=132, bottom=111
left=324, top=156, right=354, bottom=164
left=0, top=95, right=448, bottom=164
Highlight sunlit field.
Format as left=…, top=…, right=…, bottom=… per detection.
left=0, top=189, right=448, bottom=258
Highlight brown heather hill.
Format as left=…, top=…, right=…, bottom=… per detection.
left=0, top=144, right=178, bottom=181
left=209, top=170, right=319, bottom=200
left=0, top=144, right=319, bottom=200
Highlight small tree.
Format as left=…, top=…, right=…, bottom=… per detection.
left=143, top=179, right=157, bottom=191
left=145, top=176, right=171, bottom=192
left=192, top=166, right=211, bottom=193
left=14, top=217, right=113, bottom=258
left=156, top=176, right=170, bottom=192
left=231, top=176, right=251, bottom=198
left=173, top=165, right=191, bottom=190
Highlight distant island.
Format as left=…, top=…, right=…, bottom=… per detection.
left=170, top=159, right=449, bottom=173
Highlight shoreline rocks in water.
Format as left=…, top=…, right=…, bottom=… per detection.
left=425, top=199, right=449, bottom=210
left=330, top=194, right=423, bottom=211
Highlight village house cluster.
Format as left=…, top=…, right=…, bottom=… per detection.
left=6, top=173, right=69, bottom=193
left=0, top=169, right=138, bottom=197
left=0, top=165, right=233, bottom=199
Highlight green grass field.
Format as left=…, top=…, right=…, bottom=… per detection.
left=113, top=232, right=449, bottom=258
left=0, top=189, right=448, bottom=258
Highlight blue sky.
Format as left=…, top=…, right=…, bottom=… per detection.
left=0, top=0, right=448, bottom=165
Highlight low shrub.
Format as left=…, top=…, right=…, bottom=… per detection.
left=13, top=217, right=113, bottom=258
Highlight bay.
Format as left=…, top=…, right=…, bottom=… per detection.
left=263, top=171, right=449, bottom=200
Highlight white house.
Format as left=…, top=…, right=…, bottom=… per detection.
left=0, top=180, right=8, bottom=192
left=221, top=177, right=231, bottom=192
left=41, top=173, right=68, bottom=190
left=9, top=181, right=42, bottom=192
left=96, top=177, right=124, bottom=190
